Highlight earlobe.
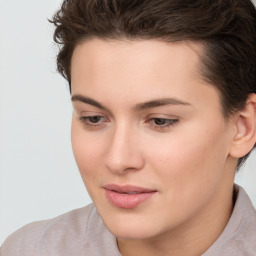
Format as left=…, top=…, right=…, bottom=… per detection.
left=229, top=93, right=256, bottom=158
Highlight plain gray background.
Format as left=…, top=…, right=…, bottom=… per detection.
left=0, top=0, right=256, bottom=245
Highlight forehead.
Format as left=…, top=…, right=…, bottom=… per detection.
left=71, top=38, right=203, bottom=71
left=71, top=38, right=205, bottom=87
left=70, top=38, right=221, bottom=114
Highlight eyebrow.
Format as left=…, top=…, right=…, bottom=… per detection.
left=72, top=95, right=107, bottom=110
left=134, top=98, right=191, bottom=111
left=71, top=94, right=191, bottom=111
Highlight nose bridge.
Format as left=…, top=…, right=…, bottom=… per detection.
left=104, top=121, right=143, bottom=174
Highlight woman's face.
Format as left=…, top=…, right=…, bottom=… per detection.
left=71, top=38, right=236, bottom=240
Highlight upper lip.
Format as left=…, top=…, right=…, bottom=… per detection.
left=103, top=184, right=157, bottom=193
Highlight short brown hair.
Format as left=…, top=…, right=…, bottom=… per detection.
left=50, top=0, right=256, bottom=168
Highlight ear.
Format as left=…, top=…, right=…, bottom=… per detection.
left=229, top=93, right=256, bottom=158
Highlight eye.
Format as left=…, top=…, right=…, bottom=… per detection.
left=79, top=115, right=108, bottom=128
left=87, top=116, right=103, bottom=123
left=148, top=118, right=179, bottom=129
left=153, top=118, right=170, bottom=126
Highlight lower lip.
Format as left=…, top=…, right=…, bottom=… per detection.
left=104, top=189, right=156, bottom=209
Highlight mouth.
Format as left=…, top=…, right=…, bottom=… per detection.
left=103, top=184, right=157, bottom=209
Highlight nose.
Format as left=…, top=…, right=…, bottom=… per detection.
left=104, top=123, right=145, bottom=175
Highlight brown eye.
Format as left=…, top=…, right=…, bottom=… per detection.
left=79, top=115, right=107, bottom=129
left=153, top=118, right=168, bottom=126
left=152, top=118, right=178, bottom=126
left=88, top=116, right=103, bottom=123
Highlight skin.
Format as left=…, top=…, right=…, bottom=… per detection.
left=70, top=38, right=244, bottom=256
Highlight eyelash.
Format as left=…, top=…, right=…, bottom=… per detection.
left=79, top=116, right=108, bottom=128
left=147, top=118, right=179, bottom=130
left=79, top=116, right=179, bottom=130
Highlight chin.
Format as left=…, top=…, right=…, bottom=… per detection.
left=109, top=225, right=157, bottom=240
left=101, top=212, right=164, bottom=240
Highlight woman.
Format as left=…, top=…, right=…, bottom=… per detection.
left=1, top=0, right=256, bottom=255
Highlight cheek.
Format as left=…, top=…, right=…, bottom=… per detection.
left=71, top=120, right=103, bottom=180
left=146, top=124, right=229, bottom=190
left=142, top=127, right=230, bottom=221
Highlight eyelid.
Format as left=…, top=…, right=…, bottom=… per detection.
left=147, top=117, right=179, bottom=124
left=78, top=112, right=110, bottom=130
left=72, top=102, right=113, bottom=120
left=80, top=115, right=106, bottom=123
left=144, top=114, right=180, bottom=130
left=79, top=113, right=109, bottom=121
left=145, top=113, right=179, bottom=120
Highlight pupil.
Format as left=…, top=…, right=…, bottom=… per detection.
left=154, top=118, right=166, bottom=125
left=89, top=116, right=101, bottom=123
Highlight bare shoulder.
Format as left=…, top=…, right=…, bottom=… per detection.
left=0, top=204, right=94, bottom=256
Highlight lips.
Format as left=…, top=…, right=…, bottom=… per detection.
left=103, top=184, right=157, bottom=209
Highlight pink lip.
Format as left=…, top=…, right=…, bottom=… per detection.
left=103, top=184, right=157, bottom=209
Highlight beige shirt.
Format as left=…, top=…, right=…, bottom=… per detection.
left=1, top=185, right=256, bottom=256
